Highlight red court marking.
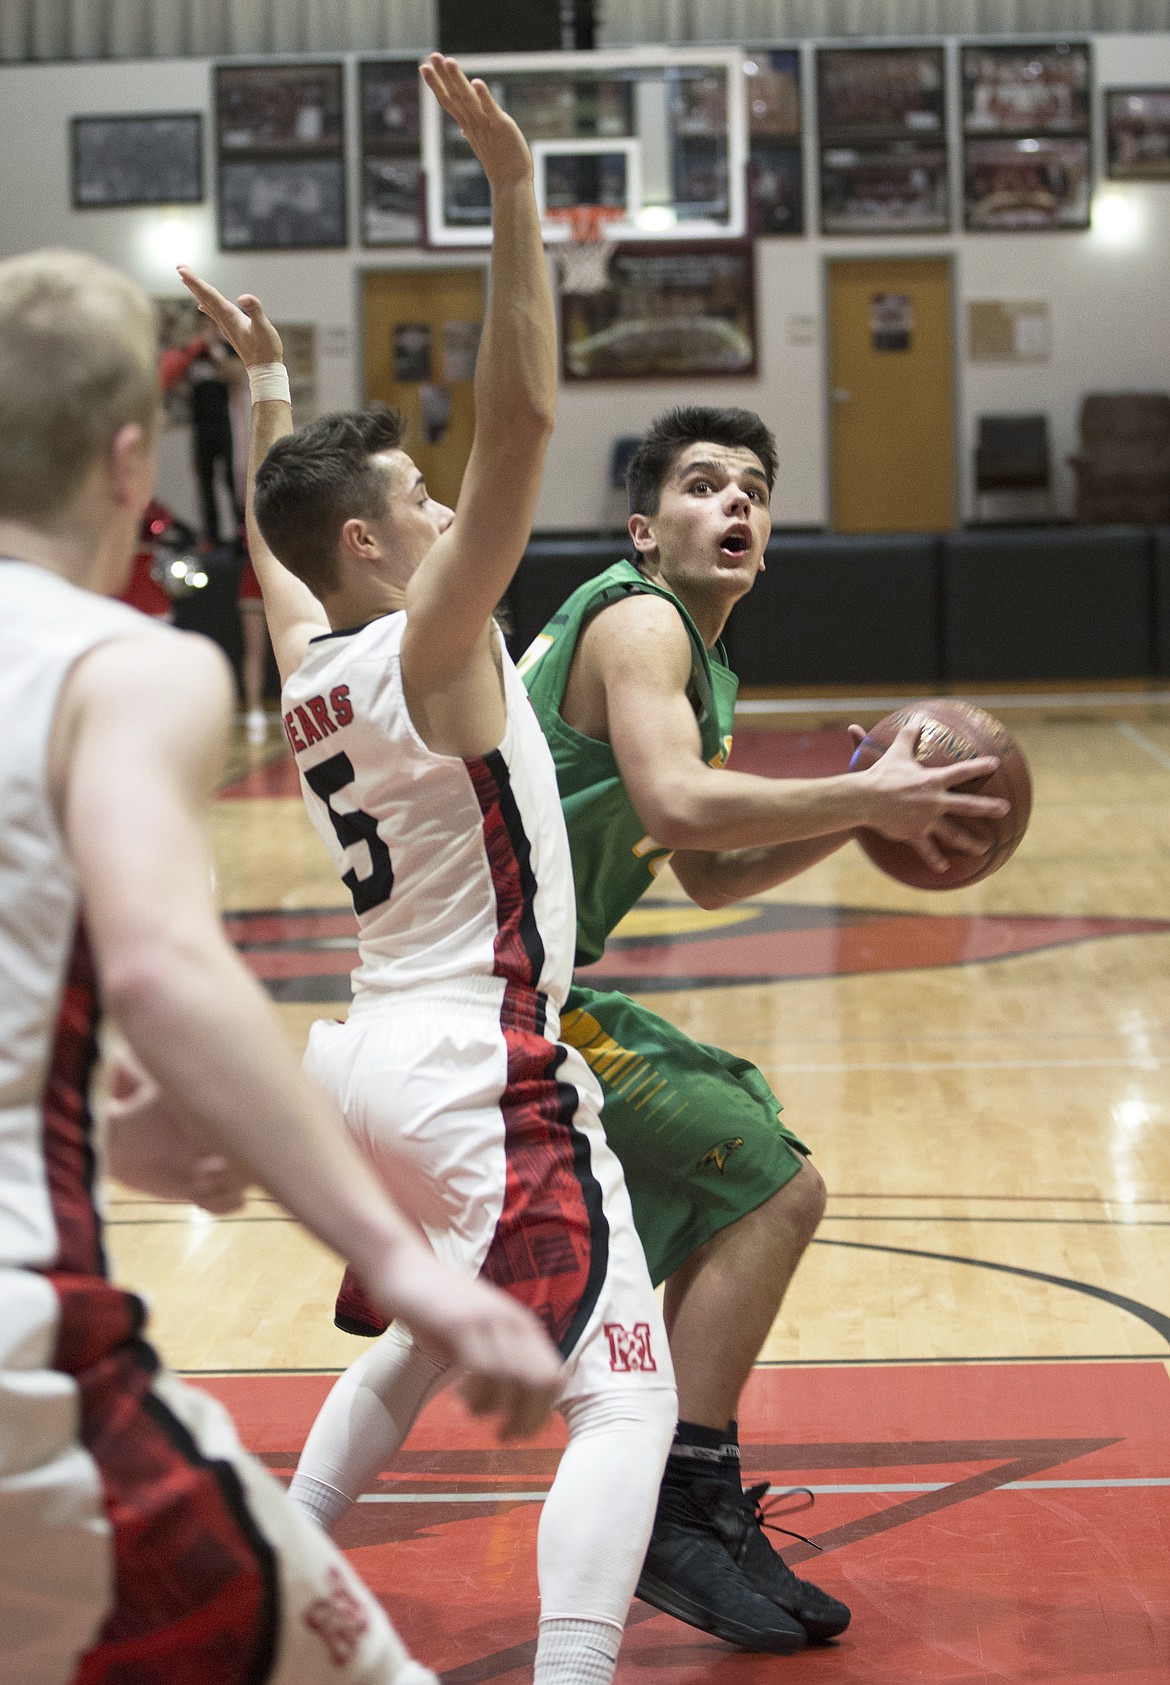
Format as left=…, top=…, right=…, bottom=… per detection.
left=195, top=1360, right=1170, bottom=1683
left=220, top=752, right=301, bottom=800
left=586, top=912, right=1170, bottom=985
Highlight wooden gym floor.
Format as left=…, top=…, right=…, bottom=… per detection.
left=106, top=690, right=1170, bottom=1682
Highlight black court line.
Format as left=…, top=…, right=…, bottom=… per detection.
left=823, top=1214, right=1170, bottom=1227
left=754, top=1352, right=1170, bottom=1367
left=833, top=1192, right=1170, bottom=1204
left=173, top=1353, right=1170, bottom=1377
left=814, top=1236, right=1170, bottom=1347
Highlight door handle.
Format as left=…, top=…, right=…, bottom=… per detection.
left=832, top=387, right=852, bottom=403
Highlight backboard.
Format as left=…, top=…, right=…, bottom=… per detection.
left=421, top=46, right=748, bottom=244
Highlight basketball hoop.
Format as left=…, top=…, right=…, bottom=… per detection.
left=548, top=205, right=621, bottom=296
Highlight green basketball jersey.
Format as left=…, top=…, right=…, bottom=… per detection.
left=520, top=558, right=739, bottom=966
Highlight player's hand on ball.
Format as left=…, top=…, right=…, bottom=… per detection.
left=855, top=721, right=1009, bottom=871
left=848, top=701, right=1032, bottom=889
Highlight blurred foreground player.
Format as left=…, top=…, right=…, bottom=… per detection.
left=0, top=246, right=561, bottom=1685
left=180, top=55, right=676, bottom=1685
left=520, top=406, right=1011, bottom=1650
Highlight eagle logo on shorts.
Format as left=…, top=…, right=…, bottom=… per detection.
left=698, top=1137, right=744, bottom=1174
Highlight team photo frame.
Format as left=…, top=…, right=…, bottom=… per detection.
left=816, top=45, right=950, bottom=234
left=215, top=61, right=345, bottom=154
left=560, top=240, right=756, bottom=382
left=218, top=157, right=347, bottom=250
left=360, top=58, right=424, bottom=246
left=215, top=59, right=347, bottom=251
left=964, top=134, right=1091, bottom=231
left=1105, top=87, right=1170, bottom=180
left=71, top=113, right=203, bottom=208
left=961, top=41, right=1092, bottom=135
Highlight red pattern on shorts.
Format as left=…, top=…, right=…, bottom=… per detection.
left=479, top=984, right=608, bottom=1357
left=464, top=749, right=544, bottom=991
left=72, top=1341, right=279, bottom=1685
left=35, top=926, right=281, bottom=1680
left=42, top=922, right=105, bottom=1277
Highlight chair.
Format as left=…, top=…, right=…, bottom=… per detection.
left=603, top=434, right=642, bottom=529
left=1067, top=392, right=1170, bottom=524
left=609, top=434, right=642, bottom=492
left=974, top=414, right=1052, bottom=521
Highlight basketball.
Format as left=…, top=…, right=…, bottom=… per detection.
left=848, top=699, right=1032, bottom=889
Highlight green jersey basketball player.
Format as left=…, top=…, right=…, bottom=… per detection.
left=520, top=406, right=1009, bottom=1650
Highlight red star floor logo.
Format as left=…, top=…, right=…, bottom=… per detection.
left=195, top=1360, right=1170, bottom=1683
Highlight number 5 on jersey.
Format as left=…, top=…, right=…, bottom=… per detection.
left=303, top=752, right=394, bottom=914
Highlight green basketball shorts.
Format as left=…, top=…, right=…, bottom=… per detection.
left=560, top=983, right=809, bottom=1286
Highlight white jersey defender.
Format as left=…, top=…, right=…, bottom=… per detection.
left=281, top=610, right=672, bottom=1390
left=0, top=562, right=441, bottom=1685
left=281, top=613, right=575, bottom=1005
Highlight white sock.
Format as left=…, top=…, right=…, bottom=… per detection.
left=288, top=1325, right=449, bottom=1531
left=286, top=1471, right=351, bottom=1531
left=534, top=1617, right=622, bottom=1685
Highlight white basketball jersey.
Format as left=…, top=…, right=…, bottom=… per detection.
left=281, top=614, right=577, bottom=1007
left=0, top=560, right=162, bottom=1276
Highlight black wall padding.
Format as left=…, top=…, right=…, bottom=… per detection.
left=724, top=533, right=942, bottom=687
left=943, top=526, right=1153, bottom=682
left=1153, top=529, right=1170, bottom=679
left=437, top=0, right=562, bottom=53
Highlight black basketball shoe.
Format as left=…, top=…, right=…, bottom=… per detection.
left=635, top=1475, right=808, bottom=1653
left=721, top=1481, right=851, bottom=1642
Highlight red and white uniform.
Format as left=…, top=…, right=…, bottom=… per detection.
left=282, top=616, right=670, bottom=1397
left=0, top=561, right=434, bottom=1685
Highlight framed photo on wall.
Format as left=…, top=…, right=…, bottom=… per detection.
left=216, top=62, right=344, bottom=153
left=816, top=45, right=949, bottom=233
left=820, top=141, right=949, bottom=234
left=1105, top=87, right=1170, bottom=180
left=964, top=135, right=1091, bottom=230
left=560, top=241, right=756, bottom=381
left=360, top=58, right=423, bottom=245
left=219, top=158, right=346, bottom=250
left=744, top=48, right=803, bottom=235
left=71, top=114, right=203, bottom=208
left=215, top=60, right=346, bottom=249
left=961, top=42, right=1091, bottom=135
left=817, top=45, right=946, bottom=139
left=961, top=42, right=1091, bottom=232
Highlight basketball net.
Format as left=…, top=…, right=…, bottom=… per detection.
left=548, top=205, right=620, bottom=296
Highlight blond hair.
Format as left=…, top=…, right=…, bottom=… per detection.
left=0, top=249, right=159, bottom=521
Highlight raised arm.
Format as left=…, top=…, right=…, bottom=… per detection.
left=401, top=55, right=557, bottom=695
left=590, top=595, right=1010, bottom=886
left=177, top=266, right=328, bottom=680
left=55, top=629, right=561, bottom=1436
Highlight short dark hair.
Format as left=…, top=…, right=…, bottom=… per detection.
left=626, top=406, right=777, bottom=519
left=253, top=406, right=407, bottom=596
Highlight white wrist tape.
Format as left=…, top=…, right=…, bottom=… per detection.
left=248, top=362, right=291, bottom=404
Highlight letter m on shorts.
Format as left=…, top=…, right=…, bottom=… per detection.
left=604, top=1321, right=658, bottom=1372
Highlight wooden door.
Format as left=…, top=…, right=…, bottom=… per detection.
left=361, top=266, right=485, bottom=512
left=827, top=256, right=955, bottom=533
